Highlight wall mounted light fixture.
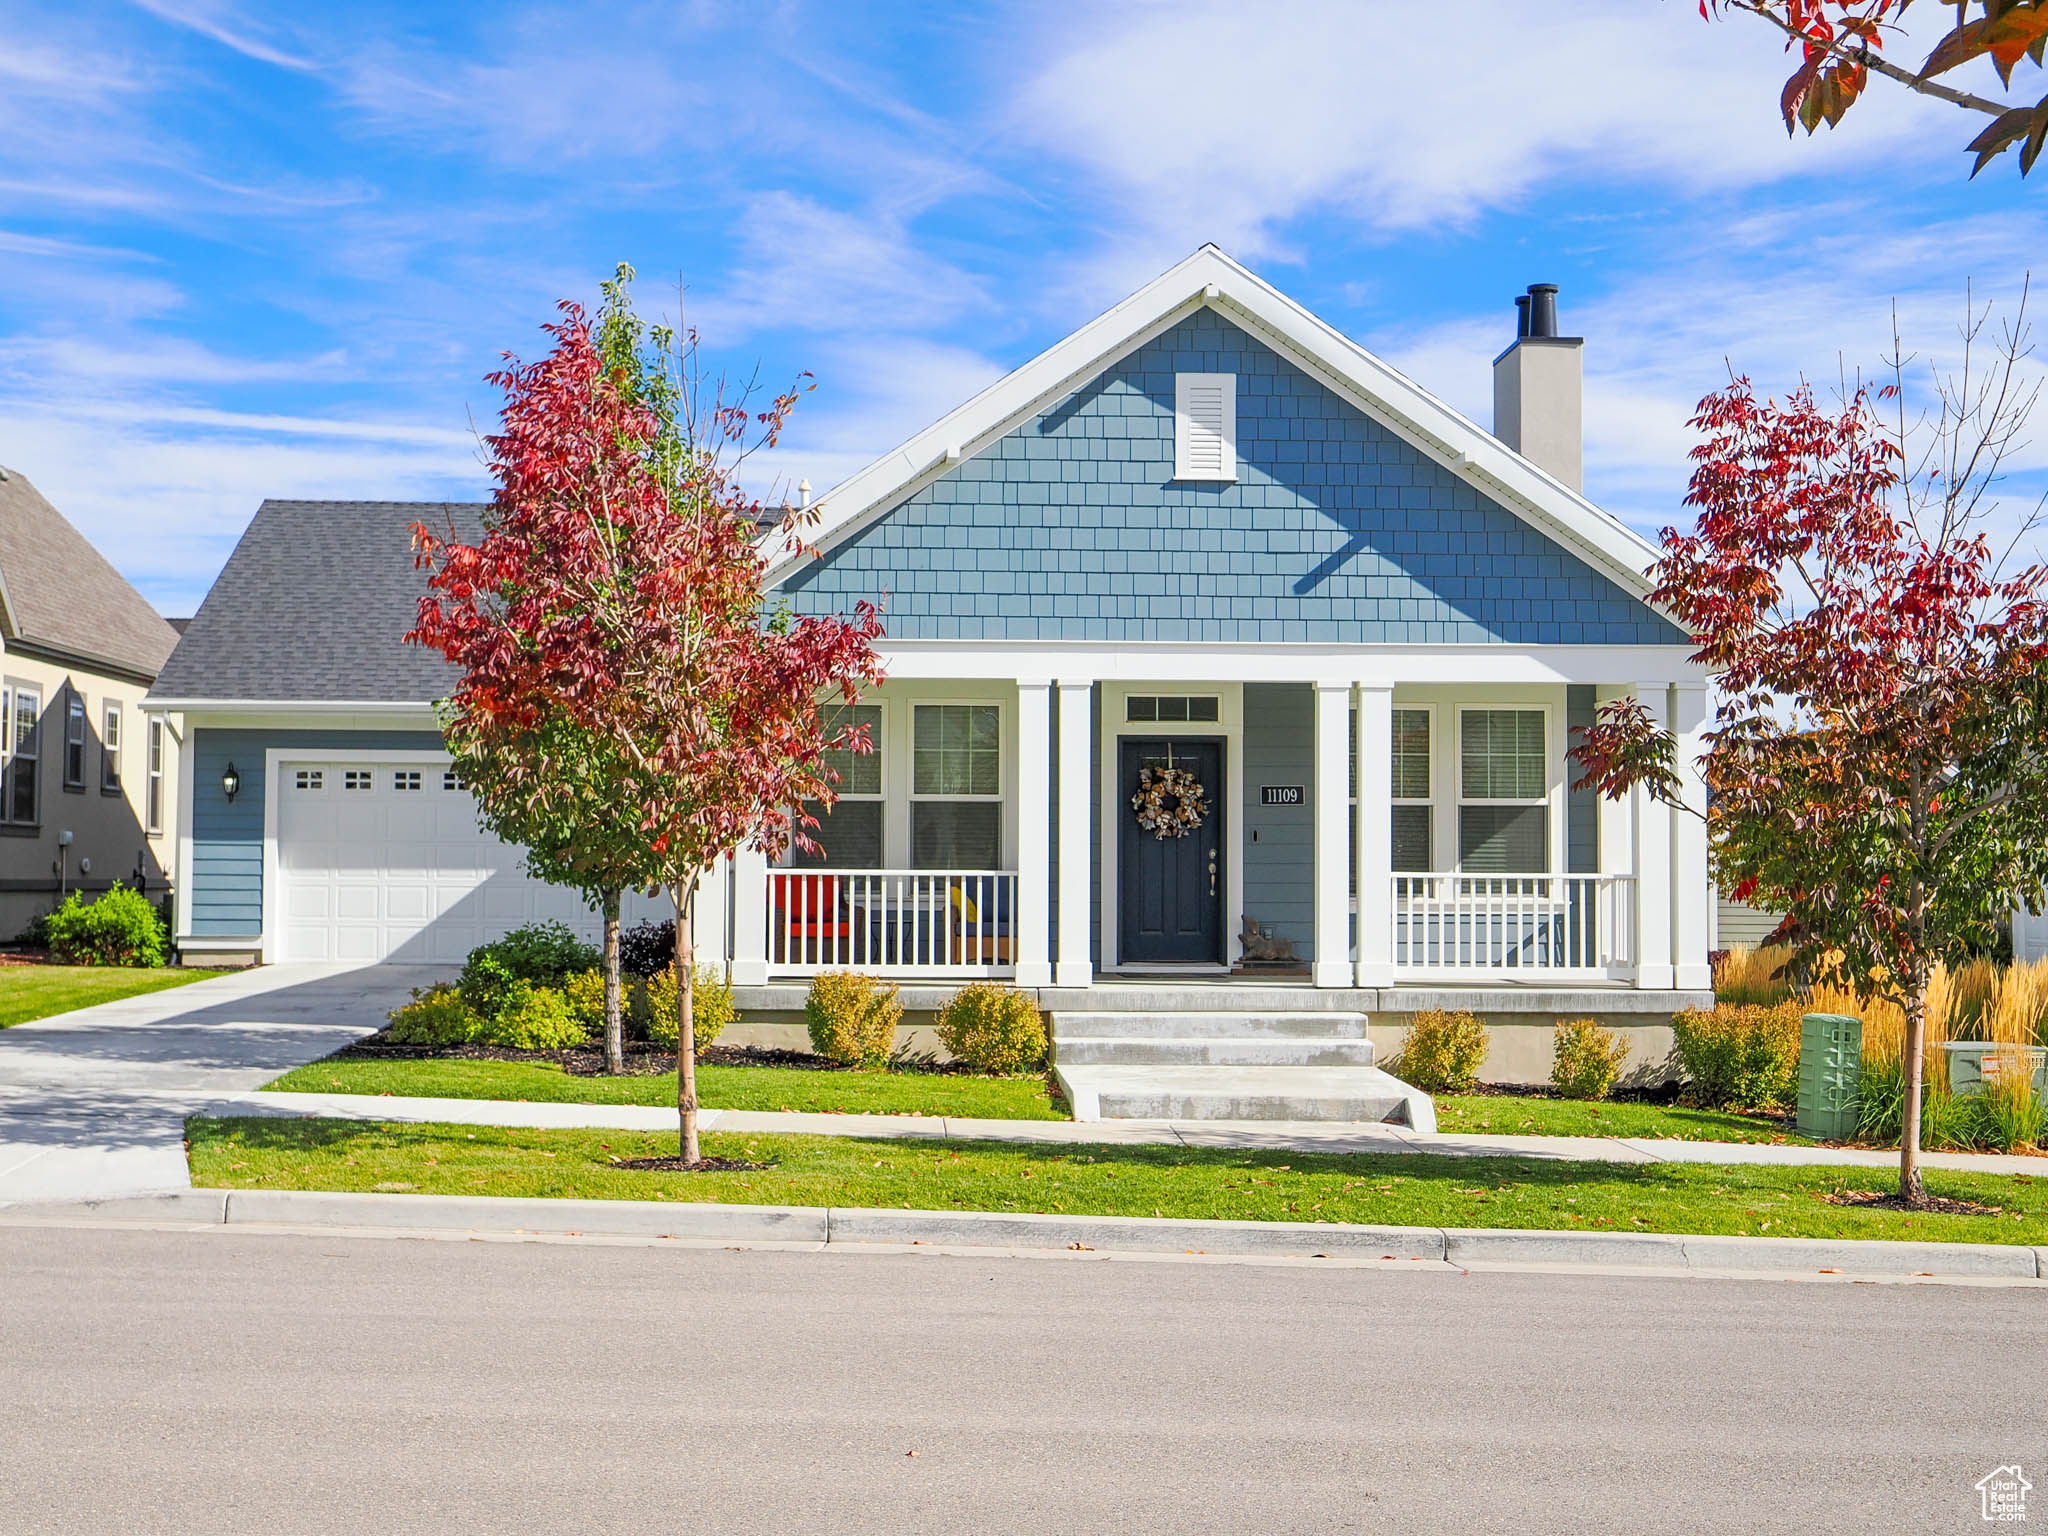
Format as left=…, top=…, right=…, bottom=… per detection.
left=222, top=762, right=241, bottom=803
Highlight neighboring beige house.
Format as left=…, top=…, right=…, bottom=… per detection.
left=0, top=467, right=182, bottom=939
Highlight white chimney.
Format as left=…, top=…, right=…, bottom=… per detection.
left=1491, top=282, right=1583, bottom=493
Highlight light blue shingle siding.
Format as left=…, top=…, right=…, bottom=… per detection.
left=187, top=727, right=445, bottom=936
left=780, top=310, right=1680, bottom=645
left=1241, top=682, right=1317, bottom=962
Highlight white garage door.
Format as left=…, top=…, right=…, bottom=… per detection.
left=275, top=759, right=598, bottom=964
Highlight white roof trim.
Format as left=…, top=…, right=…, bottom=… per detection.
left=762, top=244, right=1663, bottom=602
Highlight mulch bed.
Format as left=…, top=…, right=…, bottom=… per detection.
left=1819, top=1189, right=2006, bottom=1217
left=611, top=1155, right=777, bottom=1173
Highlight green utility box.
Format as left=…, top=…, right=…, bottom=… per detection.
left=1942, top=1041, right=2048, bottom=1099
left=1798, top=1013, right=1863, bottom=1140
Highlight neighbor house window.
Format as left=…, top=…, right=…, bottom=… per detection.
left=2, top=685, right=40, bottom=826
left=1350, top=707, right=1433, bottom=893
left=1458, top=709, right=1549, bottom=873
left=794, top=703, right=883, bottom=869
left=101, top=704, right=121, bottom=792
left=63, top=694, right=86, bottom=790
left=145, top=719, right=165, bottom=833
left=1173, top=373, right=1237, bottom=482
left=911, top=703, right=1000, bottom=868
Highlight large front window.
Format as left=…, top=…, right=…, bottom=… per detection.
left=911, top=703, right=1001, bottom=868
left=1458, top=708, right=1548, bottom=872
left=794, top=703, right=883, bottom=868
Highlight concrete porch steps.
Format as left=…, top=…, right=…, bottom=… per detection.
left=1053, top=1036, right=1379, bottom=1067
left=1049, top=1010, right=1370, bottom=1040
left=1049, top=1009, right=1435, bottom=1130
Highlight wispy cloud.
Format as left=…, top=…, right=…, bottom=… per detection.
left=127, top=0, right=316, bottom=69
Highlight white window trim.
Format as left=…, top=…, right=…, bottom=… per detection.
left=145, top=718, right=165, bottom=834
left=1173, top=372, right=1238, bottom=483
left=1454, top=705, right=1554, bottom=875
left=63, top=692, right=87, bottom=790
left=101, top=703, right=122, bottom=793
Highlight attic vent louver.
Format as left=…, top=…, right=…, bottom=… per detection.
left=1174, top=372, right=1236, bottom=482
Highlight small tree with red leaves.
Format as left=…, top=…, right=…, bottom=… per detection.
left=411, top=266, right=883, bottom=1162
left=1575, top=295, right=2048, bottom=1201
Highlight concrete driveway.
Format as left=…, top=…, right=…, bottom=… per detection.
left=0, top=964, right=432, bottom=1204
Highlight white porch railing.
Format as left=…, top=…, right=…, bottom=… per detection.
left=766, top=869, right=1017, bottom=977
left=1391, top=873, right=1635, bottom=975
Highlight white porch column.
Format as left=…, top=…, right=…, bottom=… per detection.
left=1353, top=684, right=1395, bottom=987
left=1014, top=679, right=1053, bottom=987
left=1055, top=680, right=1095, bottom=988
left=1671, top=682, right=1712, bottom=990
left=1632, top=683, right=1675, bottom=989
left=691, top=859, right=729, bottom=976
left=1312, top=681, right=1352, bottom=988
left=728, top=846, right=769, bottom=987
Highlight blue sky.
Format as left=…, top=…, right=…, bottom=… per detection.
left=2, top=0, right=2043, bottom=616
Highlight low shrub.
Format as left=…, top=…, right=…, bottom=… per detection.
left=561, top=968, right=612, bottom=1037
left=1858, top=1052, right=2046, bottom=1152
left=619, top=920, right=677, bottom=980
left=934, top=982, right=1046, bottom=1074
left=1669, top=1002, right=1801, bottom=1110
left=43, top=884, right=168, bottom=967
left=456, top=952, right=519, bottom=1018
left=1395, top=1008, right=1488, bottom=1094
left=13, top=909, right=53, bottom=949
left=805, top=971, right=902, bottom=1068
left=643, top=964, right=734, bottom=1054
left=458, top=922, right=599, bottom=1009
left=1551, top=1018, right=1630, bottom=1100
left=386, top=984, right=483, bottom=1046
left=475, top=981, right=586, bottom=1050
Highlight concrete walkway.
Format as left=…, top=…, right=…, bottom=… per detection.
left=0, top=964, right=431, bottom=1202
left=183, top=1087, right=2048, bottom=1177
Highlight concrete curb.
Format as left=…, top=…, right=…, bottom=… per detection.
left=4, top=1188, right=2042, bottom=1279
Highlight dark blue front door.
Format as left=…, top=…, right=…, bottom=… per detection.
left=1119, top=738, right=1224, bottom=965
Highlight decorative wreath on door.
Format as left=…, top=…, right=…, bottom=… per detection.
left=1130, top=765, right=1208, bottom=841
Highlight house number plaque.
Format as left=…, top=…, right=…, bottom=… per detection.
left=1260, top=785, right=1304, bottom=805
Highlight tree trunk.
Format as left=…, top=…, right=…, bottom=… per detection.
left=1899, top=978, right=1927, bottom=1204
left=601, top=887, right=624, bottom=1076
left=674, top=877, right=700, bottom=1164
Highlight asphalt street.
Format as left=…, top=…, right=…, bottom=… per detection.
left=1, top=1224, right=2039, bottom=1534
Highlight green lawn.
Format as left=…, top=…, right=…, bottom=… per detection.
left=1433, top=1093, right=1812, bottom=1145
left=0, top=965, right=216, bottom=1028
left=260, top=1054, right=1067, bottom=1120
left=186, top=1116, right=2046, bottom=1245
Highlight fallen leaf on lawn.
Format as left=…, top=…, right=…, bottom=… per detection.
left=1068, top=1242, right=1093, bottom=1251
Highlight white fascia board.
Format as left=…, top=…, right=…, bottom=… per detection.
left=871, top=638, right=1708, bottom=688
left=764, top=244, right=1665, bottom=602
left=167, top=701, right=442, bottom=730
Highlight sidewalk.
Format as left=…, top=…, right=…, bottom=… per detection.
left=193, top=1087, right=2048, bottom=1177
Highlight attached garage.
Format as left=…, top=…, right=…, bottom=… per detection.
left=273, top=755, right=596, bottom=964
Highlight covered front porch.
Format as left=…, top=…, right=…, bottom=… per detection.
left=695, top=651, right=1713, bottom=996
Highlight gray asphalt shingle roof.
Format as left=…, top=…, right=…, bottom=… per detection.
left=0, top=467, right=180, bottom=680
left=148, top=500, right=486, bottom=704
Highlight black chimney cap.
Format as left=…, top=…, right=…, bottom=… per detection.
left=1526, top=283, right=1560, bottom=339
left=1514, top=294, right=1530, bottom=338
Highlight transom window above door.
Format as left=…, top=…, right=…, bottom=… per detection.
left=1126, top=695, right=1219, bottom=723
